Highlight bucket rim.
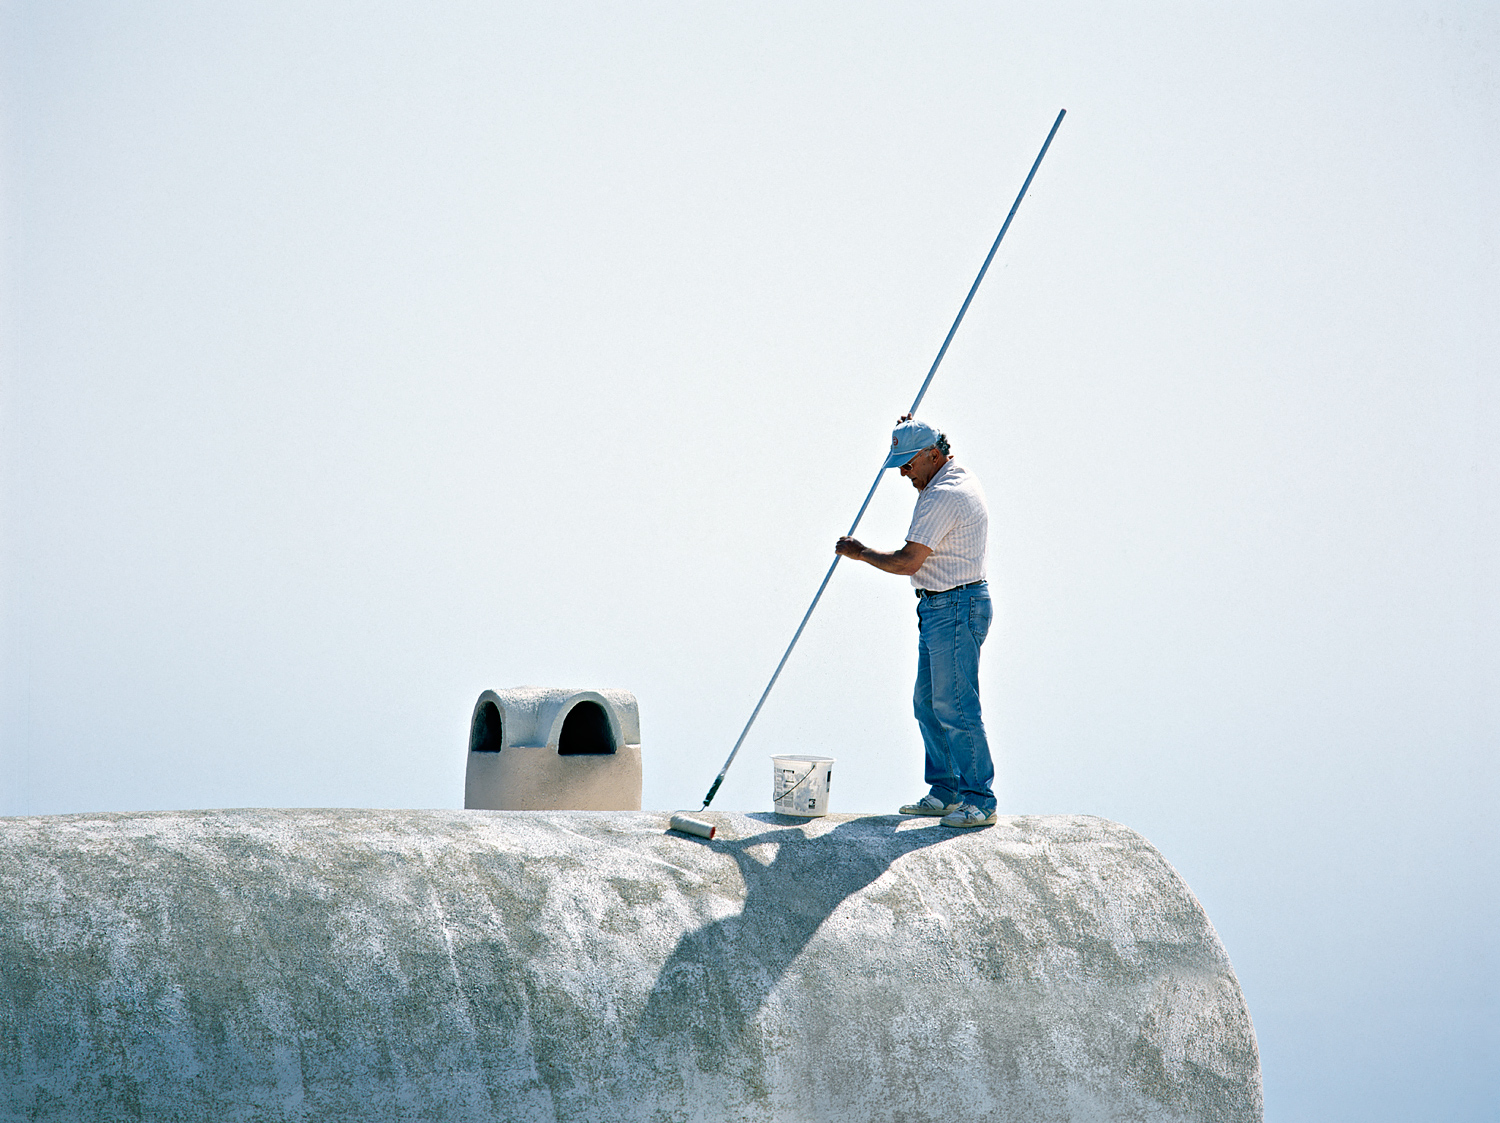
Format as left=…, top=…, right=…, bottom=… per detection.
left=770, top=755, right=836, bottom=763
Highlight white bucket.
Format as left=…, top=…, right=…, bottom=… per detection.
left=771, top=755, right=835, bottom=817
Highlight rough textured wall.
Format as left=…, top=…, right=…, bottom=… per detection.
left=0, top=810, right=1261, bottom=1122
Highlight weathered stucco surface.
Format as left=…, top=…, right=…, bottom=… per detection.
left=0, top=809, right=1261, bottom=1122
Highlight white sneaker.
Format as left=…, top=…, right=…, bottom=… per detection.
left=899, top=794, right=957, bottom=816
left=940, top=804, right=997, bottom=828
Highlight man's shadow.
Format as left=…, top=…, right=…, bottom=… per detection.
left=622, top=815, right=954, bottom=1085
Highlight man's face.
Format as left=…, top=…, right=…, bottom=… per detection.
left=899, top=446, right=942, bottom=490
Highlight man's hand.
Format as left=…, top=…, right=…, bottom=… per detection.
left=835, top=536, right=866, bottom=559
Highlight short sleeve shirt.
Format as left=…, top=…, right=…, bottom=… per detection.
left=904, top=459, right=989, bottom=591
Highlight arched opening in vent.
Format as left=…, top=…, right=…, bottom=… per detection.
left=470, top=700, right=504, bottom=753
left=558, top=701, right=616, bottom=755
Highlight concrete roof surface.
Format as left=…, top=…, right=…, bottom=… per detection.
left=0, top=808, right=1262, bottom=1122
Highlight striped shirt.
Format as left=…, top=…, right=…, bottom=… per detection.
left=905, top=458, right=989, bottom=591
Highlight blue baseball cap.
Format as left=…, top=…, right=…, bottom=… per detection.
left=883, top=418, right=942, bottom=469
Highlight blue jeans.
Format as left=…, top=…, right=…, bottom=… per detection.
left=914, top=583, right=995, bottom=812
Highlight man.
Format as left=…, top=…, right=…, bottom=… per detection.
left=834, top=416, right=996, bottom=828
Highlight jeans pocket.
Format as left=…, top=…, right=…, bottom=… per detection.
left=969, top=597, right=993, bottom=643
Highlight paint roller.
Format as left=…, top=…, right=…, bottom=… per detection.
left=668, top=110, right=1067, bottom=843
left=667, top=813, right=716, bottom=840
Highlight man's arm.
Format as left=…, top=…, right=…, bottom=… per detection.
left=834, top=537, right=932, bottom=576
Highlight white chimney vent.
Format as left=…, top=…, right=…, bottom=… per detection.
left=464, top=687, right=643, bottom=811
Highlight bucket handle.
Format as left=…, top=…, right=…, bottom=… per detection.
left=775, top=762, right=827, bottom=803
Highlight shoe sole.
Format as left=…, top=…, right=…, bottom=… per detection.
left=940, top=816, right=997, bottom=828
left=899, top=806, right=955, bottom=817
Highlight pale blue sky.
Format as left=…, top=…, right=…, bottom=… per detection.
left=3, top=3, right=1496, bottom=1118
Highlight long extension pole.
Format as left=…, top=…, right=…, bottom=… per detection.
left=696, top=108, right=1066, bottom=812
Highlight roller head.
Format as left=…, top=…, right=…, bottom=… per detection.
left=669, top=813, right=716, bottom=840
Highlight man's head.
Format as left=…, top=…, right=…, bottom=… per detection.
left=884, top=418, right=951, bottom=489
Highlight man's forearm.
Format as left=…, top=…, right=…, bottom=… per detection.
left=853, top=546, right=921, bottom=576
left=835, top=536, right=931, bottom=577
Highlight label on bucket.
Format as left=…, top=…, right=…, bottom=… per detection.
left=771, top=755, right=834, bottom=818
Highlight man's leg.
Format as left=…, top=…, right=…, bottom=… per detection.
left=913, top=602, right=960, bottom=805
left=924, top=589, right=995, bottom=811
